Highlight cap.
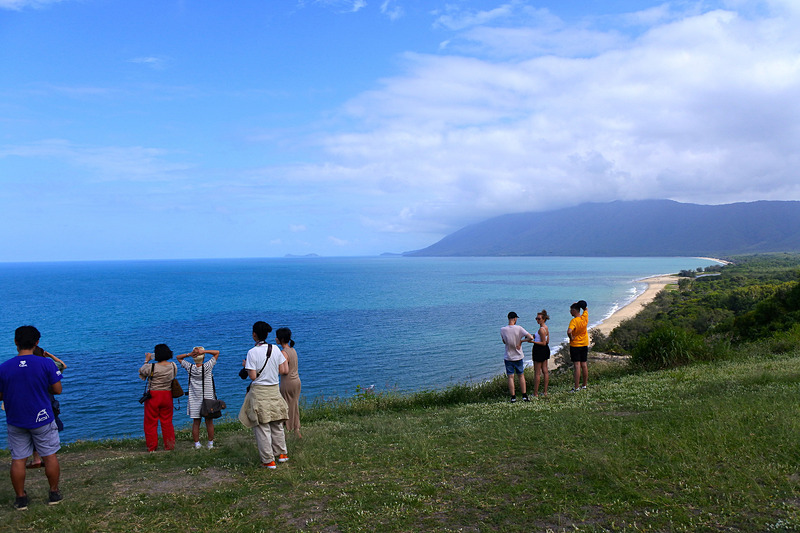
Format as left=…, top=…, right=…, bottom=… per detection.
left=507, top=312, right=519, bottom=319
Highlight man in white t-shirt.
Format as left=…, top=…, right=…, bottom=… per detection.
left=500, top=312, right=533, bottom=403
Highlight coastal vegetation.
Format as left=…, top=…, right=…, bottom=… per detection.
left=593, top=253, right=800, bottom=369
left=2, top=254, right=800, bottom=532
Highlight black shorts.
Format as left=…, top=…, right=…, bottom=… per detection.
left=570, top=345, right=589, bottom=363
left=532, top=344, right=550, bottom=362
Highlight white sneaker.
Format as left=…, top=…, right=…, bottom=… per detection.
left=194, top=442, right=202, bottom=449
left=207, top=441, right=214, bottom=449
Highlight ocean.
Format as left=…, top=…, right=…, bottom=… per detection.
left=0, top=256, right=719, bottom=446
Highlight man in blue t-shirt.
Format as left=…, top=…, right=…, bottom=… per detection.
left=0, top=326, right=63, bottom=510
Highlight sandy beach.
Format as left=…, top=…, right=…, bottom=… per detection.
left=591, top=274, right=680, bottom=336
left=592, top=257, right=726, bottom=335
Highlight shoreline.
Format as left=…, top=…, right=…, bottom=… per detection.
left=590, top=256, right=728, bottom=337
left=591, top=274, right=680, bottom=336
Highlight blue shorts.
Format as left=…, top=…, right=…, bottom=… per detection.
left=504, top=359, right=525, bottom=375
left=7, top=421, right=61, bottom=461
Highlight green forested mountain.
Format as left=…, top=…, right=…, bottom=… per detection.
left=406, top=200, right=800, bottom=257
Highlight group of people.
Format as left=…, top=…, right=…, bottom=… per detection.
left=4, top=305, right=592, bottom=509
left=138, top=344, right=222, bottom=452
left=138, top=321, right=303, bottom=470
left=0, top=320, right=305, bottom=510
left=500, top=299, right=589, bottom=401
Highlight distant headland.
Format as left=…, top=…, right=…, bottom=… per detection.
left=405, top=199, right=800, bottom=257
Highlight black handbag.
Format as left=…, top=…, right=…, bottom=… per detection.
left=200, top=398, right=225, bottom=419
left=139, top=363, right=154, bottom=404
left=197, top=363, right=225, bottom=419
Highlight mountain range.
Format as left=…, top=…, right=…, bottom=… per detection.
left=405, top=200, right=800, bottom=257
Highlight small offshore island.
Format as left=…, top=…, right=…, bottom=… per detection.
left=2, top=253, right=800, bottom=532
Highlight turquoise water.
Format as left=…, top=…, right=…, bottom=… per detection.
left=0, top=256, right=719, bottom=445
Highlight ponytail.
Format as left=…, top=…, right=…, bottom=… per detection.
left=276, top=327, right=294, bottom=347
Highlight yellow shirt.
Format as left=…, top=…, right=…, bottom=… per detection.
left=569, top=311, right=589, bottom=347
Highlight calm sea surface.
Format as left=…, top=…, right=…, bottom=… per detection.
left=0, top=256, right=719, bottom=446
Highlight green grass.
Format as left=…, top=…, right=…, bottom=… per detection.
left=2, top=352, right=800, bottom=532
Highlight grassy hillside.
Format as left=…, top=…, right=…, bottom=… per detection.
left=1, top=349, right=798, bottom=532
left=2, top=254, right=800, bottom=532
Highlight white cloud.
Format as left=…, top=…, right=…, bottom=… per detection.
left=328, top=236, right=350, bottom=246
left=432, top=1, right=524, bottom=31
left=0, top=140, right=192, bottom=182
left=302, top=0, right=366, bottom=13
left=290, top=224, right=307, bottom=232
left=129, top=56, right=169, bottom=70
left=380, top=0, right=403, bottom=20
left=27, top=84, right=115, bottom=98
left=306, top=1, right=800, bottom=235
left=0, top=0, right=63, bottom=10
left=620, top=4, right=680, bottom=27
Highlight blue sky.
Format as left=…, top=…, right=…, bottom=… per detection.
left=2, top=0, right=799, bottom=261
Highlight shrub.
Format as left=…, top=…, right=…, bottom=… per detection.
left=554, top=340, right=571, bottom=362
left=591, top=329, right=624, bottom=354
left=733, top=281, right=800, bottom=339
left=631, top=326, right=708, bottom=371
left=767, top=323, right=800, bottom=354
left=590, top=329, right=609, bottom=351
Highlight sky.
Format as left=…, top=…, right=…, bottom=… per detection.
left=1, top=0, right=799, bottom=261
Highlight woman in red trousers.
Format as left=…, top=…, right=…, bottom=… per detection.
left=139, top=344, right=177, bottom=451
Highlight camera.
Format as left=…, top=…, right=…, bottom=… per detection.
left=139, top=391, right=152, bottom=404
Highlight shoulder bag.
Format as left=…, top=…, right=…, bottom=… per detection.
left=171, top=362, right=185, bottom=398
left=199, top=363, right=226, bottom=419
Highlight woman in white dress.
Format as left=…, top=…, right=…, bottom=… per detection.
left=177, top=347, right=221, bottom=449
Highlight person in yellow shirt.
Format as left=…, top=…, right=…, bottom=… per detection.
left=567, top=300, right=589, bottom=391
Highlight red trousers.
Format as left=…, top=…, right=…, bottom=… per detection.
left=144, top=390, right=175, bottom=451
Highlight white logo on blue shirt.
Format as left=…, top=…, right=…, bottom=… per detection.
left=35, top=409, right=50, bottom=423
left=18, top=360, right=27, bottom=368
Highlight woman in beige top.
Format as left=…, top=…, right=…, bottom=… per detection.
left=139, top=344, right=178, bottom=451
left=277, top=327, right=302, bottom=438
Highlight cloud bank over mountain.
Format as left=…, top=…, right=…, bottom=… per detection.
left=314, top=1, right=800, bottom=237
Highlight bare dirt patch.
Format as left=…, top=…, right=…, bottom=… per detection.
left=111, top=467, right=240, bottom=496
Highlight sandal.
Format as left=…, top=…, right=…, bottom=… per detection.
left=26, top=461, right=43, bottom=469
